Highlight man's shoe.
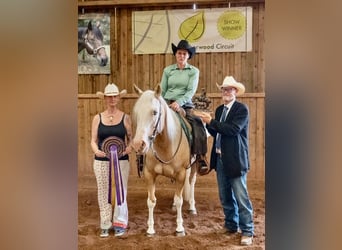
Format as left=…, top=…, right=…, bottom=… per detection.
left=100, top=229, right=109, bottom=238
left=240, top=235, right=253, bottom=245
left=217, top=227, right=238, bottom=235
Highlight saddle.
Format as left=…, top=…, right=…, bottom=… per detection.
left=175, top=111, right=193, bottom=148
left=176, top=110, right=210, bottom=176
left=135, top=109, right=209, bottom=177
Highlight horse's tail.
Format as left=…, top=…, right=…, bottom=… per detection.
left=183, top=167, right=191, bottom=201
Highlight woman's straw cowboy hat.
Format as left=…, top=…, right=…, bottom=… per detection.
left=216, top=76, right=245, bottom=96
left=96, top=83, right=127, bottom=97
left=171, top=40, right=196, bottom=59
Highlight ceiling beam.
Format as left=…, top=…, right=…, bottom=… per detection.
left=78, top=0, right=264, bottom=8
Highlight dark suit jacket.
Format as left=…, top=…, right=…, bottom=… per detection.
left=206, top=101, right=250, bottom=178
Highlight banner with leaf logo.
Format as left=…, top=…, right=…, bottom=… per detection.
left=132, top=7, right=252, bottom=54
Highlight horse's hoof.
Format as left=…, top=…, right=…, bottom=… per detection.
left=175, top=231, right=186, bottom=237
left=188, top=209, right=197, bottom=215
left=146, top=232, right=155, bottom=237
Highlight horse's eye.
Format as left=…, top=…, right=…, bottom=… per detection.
left=152, top=111, right=157, bottom=116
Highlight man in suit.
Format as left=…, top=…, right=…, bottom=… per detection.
left=197, top=76, right=254, bottom=246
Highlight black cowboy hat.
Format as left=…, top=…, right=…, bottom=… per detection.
left=171, top=40, right=196, bottom=59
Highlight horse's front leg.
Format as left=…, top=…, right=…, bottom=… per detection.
left=146, top=177, right=156, bottom=236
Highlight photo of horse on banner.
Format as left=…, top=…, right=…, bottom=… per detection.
left=78, top=13, right=110, bottom=74
left=131, top=84, right=198, bottom=236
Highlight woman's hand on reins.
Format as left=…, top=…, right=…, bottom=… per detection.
left=169, top=102, right=180, bottom=112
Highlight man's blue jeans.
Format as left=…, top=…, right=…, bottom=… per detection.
left=216, top=156, right=254, bottom=236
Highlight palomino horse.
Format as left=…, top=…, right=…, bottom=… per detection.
left=131, top=84, right=197, bottom=236
left=78, top=21, right=108, bottom=66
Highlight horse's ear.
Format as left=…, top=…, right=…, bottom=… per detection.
left=87, top=21, right=93, bottom=30
left=154, top=84, right=161, bottom=97
left=133, top=84, right=143, bottom=95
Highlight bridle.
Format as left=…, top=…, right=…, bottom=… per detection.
left=148, top=99, right=183, bottom=164
left=83, top=33, right=106, bottom=56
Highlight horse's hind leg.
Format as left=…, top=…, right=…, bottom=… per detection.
left=182, top=166, right=197, bottom=214
left=188, top=166, right=197, bottom=215
left=174, top=175, right=186, bottom=236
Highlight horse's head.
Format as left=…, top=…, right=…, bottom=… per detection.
left=132, top=84, right=165, bottom=154
left=79, top=21, right=108, bottom=66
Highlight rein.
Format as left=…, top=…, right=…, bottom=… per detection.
left=148, top=99, right=183, bottom=164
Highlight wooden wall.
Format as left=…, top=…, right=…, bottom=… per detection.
left=78, top=1, right=265, bottom=94
left=78, top=93, right=265, bottom=180
left=78, top=0, right=265, bottom=180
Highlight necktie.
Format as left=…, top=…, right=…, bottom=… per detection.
left=215, top=106, right=228, bottom=151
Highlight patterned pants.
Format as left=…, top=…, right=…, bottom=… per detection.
left=93, top=159, right=130, bottom=230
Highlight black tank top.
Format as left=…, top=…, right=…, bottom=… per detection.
left=95, top=113, right=129, bottom=161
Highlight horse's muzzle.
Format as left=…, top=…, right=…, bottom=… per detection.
left=132, top=139, right=148, bottom=154
left=99, top=57, right=108, bottom=66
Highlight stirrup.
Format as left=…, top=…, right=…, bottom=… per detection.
left=196, top=155, right=210, bottom=176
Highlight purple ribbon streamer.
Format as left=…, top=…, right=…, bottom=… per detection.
left=108, top=158, right=112, bottom=204
left=109, top=145, right=125, bottom=206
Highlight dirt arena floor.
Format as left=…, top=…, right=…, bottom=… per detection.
left=78, top=167, right=265, bottom=250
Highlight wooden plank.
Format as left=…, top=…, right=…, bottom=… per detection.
left=120, top=9, right=129, bottom=90
left=210, top=53, right=217, bottom=93
left=79, top=99, right=92, bottom=175
left=255, top=97, right=265, bottom=179
left=203, top=53, right=211, bottom=94
left=234, top=52, right=242, bottom=82
left=252, top=4, right=259, bottom=92
left=153, top=53, right=161, bottom=86
left=229, top=52, right=235, bottom=76
left=78, top=99, right=85, bottom=175
left=216, top=53, right=223, bottom=87
left=78, top=0, right=265, bottom=8
left=248, top=97, right=257, bottom=178
left=257, top=3, right=265, bottom=92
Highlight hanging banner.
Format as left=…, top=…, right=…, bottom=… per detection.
left=132, top=7, right=252, bottom=54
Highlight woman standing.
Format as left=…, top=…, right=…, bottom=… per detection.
left=90, top=83, right=132, bottom=237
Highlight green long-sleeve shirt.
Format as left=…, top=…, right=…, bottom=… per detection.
left=160, top=63, right=199, bottom=107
